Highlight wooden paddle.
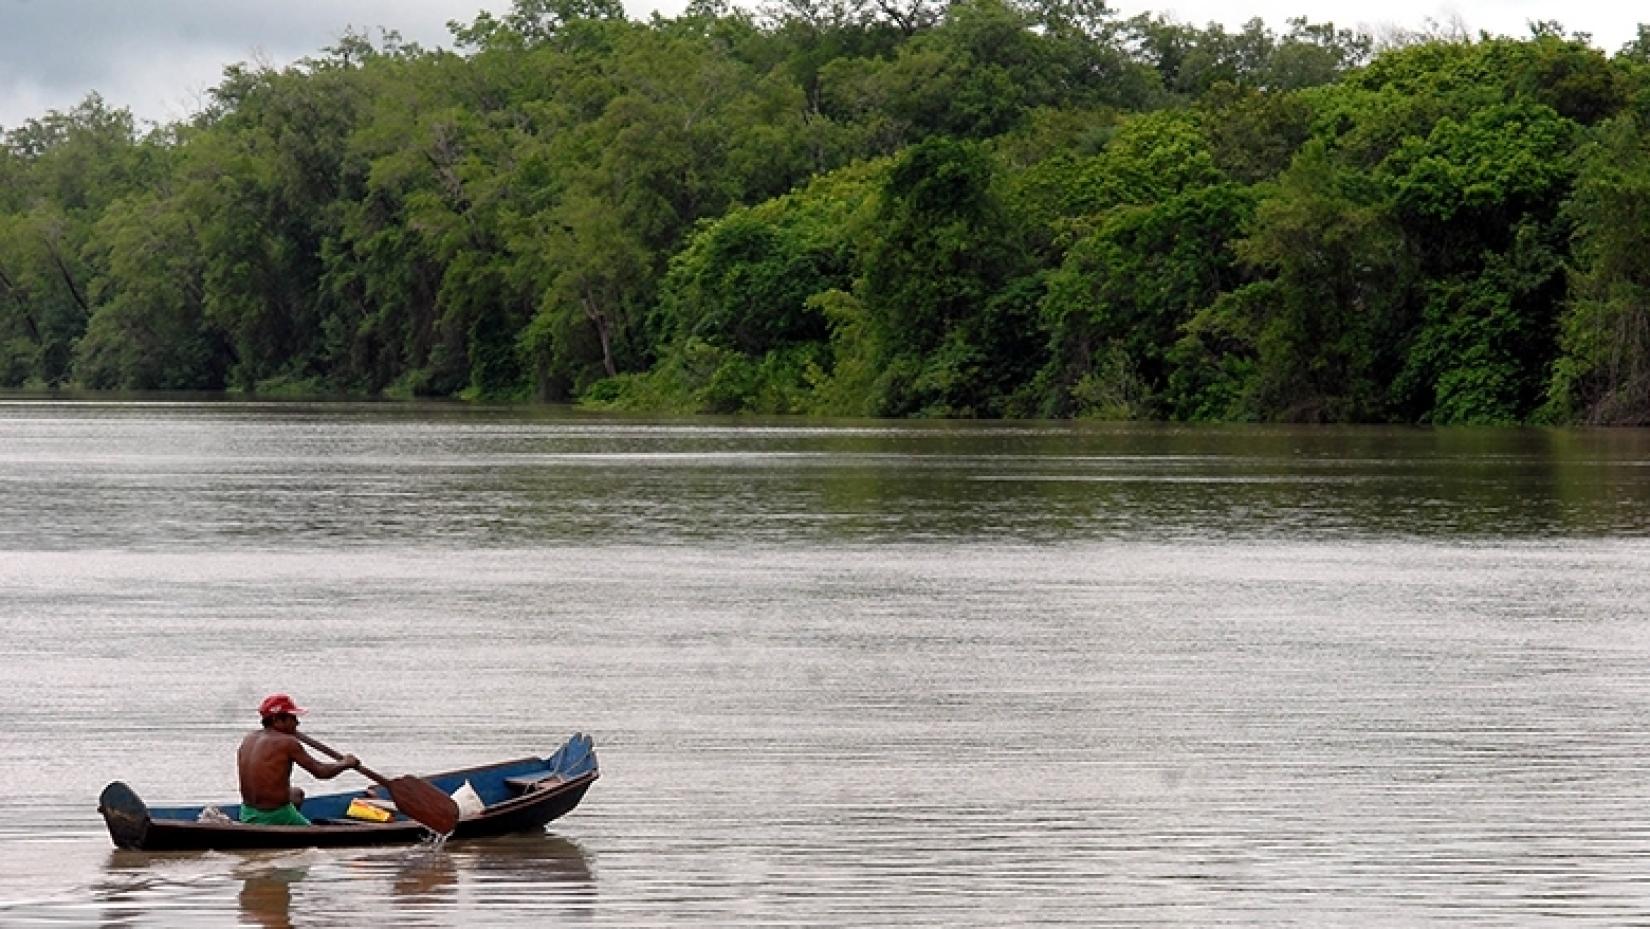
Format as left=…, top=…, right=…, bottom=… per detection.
left=295, top=732, right=460, bottom=835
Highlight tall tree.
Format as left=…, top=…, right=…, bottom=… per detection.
left=1230, top=141, right=1413, bottom=421
left=1546, top=115, right=1650, bottom=423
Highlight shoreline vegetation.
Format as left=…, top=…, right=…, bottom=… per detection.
left=4, top=1, right=1650, bottom=424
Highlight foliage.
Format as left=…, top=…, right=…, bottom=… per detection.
left=1040, top=181, right=1257, bottom=417
left=2, top=8, right=1648, bottom=423
left=1228, top=140, right=1413, bottom=421
left=1546, top=114, right=1650, bottom=423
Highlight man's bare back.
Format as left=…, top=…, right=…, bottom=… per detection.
left=238, top=695, right=358, bottom=813
left=238, top=729, right=310, bottom=809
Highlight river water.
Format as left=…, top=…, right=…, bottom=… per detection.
left=3, top=397, right=1650, bottom=926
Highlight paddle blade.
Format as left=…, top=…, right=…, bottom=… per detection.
left=387, top=776, right=460, bottom=835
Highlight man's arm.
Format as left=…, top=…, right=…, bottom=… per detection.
left=289, top=742, right=359, bottom=780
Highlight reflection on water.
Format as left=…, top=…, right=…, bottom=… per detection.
left=2, top=401, right=1650, bottom=549
left=235, top=865, right=305, bottom=929
left=385, top=852, right=456, bottom=904
left=85, top=834, right=593, bottom=928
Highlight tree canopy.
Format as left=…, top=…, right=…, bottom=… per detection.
left=4, top=2, right=1650, bottom=423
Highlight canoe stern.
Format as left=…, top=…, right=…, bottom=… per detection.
left=98, top=781, right=152, bottom=850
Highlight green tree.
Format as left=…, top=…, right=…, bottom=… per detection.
left=856, top=137, right=1037, bottom=415
left=1381, top=102, right=1577, bottom=421
left=1040, top=183, right=1257, bottom=417
left=1228, top=140, right=1414, bottom=420
left=661, top=210, right=836, bottom=355
left=0, top=207, right=92, bottom=385
left=1546, top=114, right=1650, bottom=423
left=0, top=95, right=158, bottom=385
left=76, top=193, right=225, bottom=389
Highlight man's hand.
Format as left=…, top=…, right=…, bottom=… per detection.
left=341, top=754, right=360, bottom=770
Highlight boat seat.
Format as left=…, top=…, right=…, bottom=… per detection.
left=504, top=770, right=565, bottom=794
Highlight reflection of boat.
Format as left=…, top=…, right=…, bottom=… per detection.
left=370, top=832, right=594, bottom=897
left=99, top=834, right=594, bottom=926
left=99, top=733, right=598, bottom=851
left=450, top=832, right=595, bottom=885
left=389, top=851, right=460, bottom=900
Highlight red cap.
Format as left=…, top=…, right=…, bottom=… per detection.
left=258, top=694, right=307, bottom=717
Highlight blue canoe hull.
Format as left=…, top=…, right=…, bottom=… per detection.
left=100, top=733, right=597, bottom=851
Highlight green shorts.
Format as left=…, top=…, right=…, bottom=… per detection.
left=239, top=802, right=312, bottom=826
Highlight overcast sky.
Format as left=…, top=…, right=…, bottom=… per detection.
left=1, top=0, right=1645, bottom=132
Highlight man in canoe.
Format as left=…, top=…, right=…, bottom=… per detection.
left=237, top=693, right=359, bottom=826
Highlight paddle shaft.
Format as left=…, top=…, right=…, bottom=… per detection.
left=294, top=732, right=390, bottom=784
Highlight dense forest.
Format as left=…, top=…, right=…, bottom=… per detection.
left=3, top=0, right=1650, bottom=423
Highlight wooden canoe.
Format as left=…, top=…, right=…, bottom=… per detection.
left=99, top=732, right=597, bottom=851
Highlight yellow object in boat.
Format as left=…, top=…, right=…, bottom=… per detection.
left=345, top=798, right=394, bottom=823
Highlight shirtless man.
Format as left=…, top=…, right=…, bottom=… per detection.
left=237, top=694, right=359, bottom=826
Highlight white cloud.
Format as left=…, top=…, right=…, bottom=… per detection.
left=102, top=44, right=258, bottom=128
left=2, top=77, right=54, bottom=130
left=0, top=0, right=520, bottom=129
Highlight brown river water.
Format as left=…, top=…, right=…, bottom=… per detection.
left=3, top=398, right=1650, bottom=926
